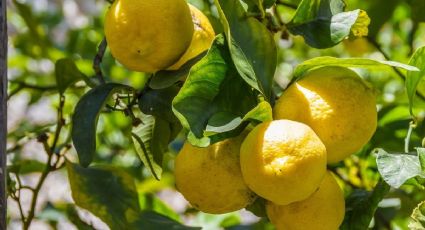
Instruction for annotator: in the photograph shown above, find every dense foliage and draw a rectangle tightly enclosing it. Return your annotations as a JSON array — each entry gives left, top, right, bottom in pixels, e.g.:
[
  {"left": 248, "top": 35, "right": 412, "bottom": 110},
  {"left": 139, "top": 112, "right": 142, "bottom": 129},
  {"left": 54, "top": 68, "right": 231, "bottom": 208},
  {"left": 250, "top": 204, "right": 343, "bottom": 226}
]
[{"left": 6, "top": 0, "right": 425, "bottom": 229}]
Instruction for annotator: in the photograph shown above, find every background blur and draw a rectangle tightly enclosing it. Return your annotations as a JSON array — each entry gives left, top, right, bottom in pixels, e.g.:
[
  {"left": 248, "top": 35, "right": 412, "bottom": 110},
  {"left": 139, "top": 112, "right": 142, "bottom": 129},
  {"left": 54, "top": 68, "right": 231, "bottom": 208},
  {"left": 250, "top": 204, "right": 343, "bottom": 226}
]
[{"left": 6, "top": 0, "right": 425, "bottom": 229}]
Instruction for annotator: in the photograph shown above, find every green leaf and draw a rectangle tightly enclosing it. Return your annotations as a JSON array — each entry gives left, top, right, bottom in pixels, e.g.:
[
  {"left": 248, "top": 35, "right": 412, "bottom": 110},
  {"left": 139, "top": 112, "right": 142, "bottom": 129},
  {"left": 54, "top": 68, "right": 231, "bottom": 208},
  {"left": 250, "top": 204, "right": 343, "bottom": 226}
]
[
  {"left": 286, "top": 0, "right": 368, "bottom": 48},
  {"left": 376, "top": 148, "right": 423, "bottom": 188},
  {"left": 138, "top": 85, "right": 180, "bottom": 123},
  {"left": 139, "top": 193, "right": 180, "bottom": 222},
  {"left": 417, "top": 148, "right": 425, "bottom": 172},
  {"left": 67, "top": 162, "right": 140, "bottom": 229},
  {"left": 341, "top": 179, "right": 390, "bottom": 230},
  {"left": 406, "top": 46, "right": 425, "bottom": 118},
  {"left": 131, "top": 115, "right": 171, "bottom": 180},
  {"left": 64, "top": 205, "right": 96, "bottom": 230},
  {"left": 172, "top": 35, "right": 272, "bottom": 146},
  {"left": 149, "top": 52, "right": 206, "bottom": 89},
  {"left": 409, "top": 201, "right": 425, "bottom": 229},
  {"left": 55, "top": 58, "right": 85, "bottom": 94},
  {"left": 293, "top": 56, "right": 419, "bottom": 78},
  {"left": 72, "top": 83, "right": 131, "bottom": 167},
  {"left": 7, "top": 160, "right": 45, "bottom": 174},
  {"left": 131, "top": 211, "right": 200, "bottom": 230},
  {"left": 214, "top": 0, "right": 277, "bottom": 101},
  {"left": 245, "top": 197, "right": 267, "bottom": 218}
]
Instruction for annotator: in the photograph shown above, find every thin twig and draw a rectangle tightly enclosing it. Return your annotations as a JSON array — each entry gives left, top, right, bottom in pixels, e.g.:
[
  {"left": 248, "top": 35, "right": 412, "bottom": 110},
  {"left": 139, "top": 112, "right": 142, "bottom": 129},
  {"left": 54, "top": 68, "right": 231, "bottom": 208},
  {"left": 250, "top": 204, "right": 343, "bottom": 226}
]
[{"left": 93, "top": 37, "right": 107, "bottom": 84}]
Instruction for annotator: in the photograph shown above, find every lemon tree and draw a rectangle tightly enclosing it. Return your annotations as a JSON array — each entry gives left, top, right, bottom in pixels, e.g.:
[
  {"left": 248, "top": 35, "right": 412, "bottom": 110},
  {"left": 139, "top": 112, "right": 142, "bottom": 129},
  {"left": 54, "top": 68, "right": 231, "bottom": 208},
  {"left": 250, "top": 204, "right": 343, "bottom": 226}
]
[{"left": 5, "top": 0, "right": 425, "bottom": 229}]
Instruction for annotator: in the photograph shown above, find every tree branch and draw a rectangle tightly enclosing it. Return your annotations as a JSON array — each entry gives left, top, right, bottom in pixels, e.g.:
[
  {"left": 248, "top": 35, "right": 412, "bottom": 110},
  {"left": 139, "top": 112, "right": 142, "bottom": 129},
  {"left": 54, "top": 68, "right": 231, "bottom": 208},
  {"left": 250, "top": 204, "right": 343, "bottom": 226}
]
[
  {"left": 0, "top": 0, "right": 7, "bottom": 228},
  {"left": 93, "top": 37, "right": 107, "bottom": 84}
]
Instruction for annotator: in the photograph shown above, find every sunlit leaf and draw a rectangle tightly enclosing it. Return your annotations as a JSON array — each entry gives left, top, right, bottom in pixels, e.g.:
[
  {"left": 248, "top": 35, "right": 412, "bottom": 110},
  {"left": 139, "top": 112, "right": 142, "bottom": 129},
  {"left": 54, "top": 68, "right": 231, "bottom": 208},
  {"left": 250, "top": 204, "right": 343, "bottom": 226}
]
[
  {"left": 341, "top": 179, "right": 390, "bottom": 230},
  {"left": 417, "top": 148, "right": 425, "bottom": 172},
  {"left": 214, "top": 0, "right": 277, "bottom": 101},
  {"left": 287, "top": 0, "right": 368, "bottom": 48},
  {"left": 55, "top": 58, "right": 85, "bottom": 94},
  {"left": 406, "top": 46, "right": 425, "bottom": 118},
  {"left": 139, "top": 193, "right": 180, "bottom": 222},
  {"left": 409, "top": 201, "right": 425, "bottom": 229},
  {"left": 72, "top": 83, "right": 131, "bottom": 167},
  {"left": 293, "top": 56, "right": 419, "bottom": 78},
  {"left": 7, "top": 160, "right": 45, "bottom": 174},
  {"left": 172, "top": 35, "right": 272, "bottom": 147},
  {"left": 131, "top": 115, "right": 171, "bottom": 180},
  {"left": 376, "top": 148, "right": 423, "bottom": 188}
]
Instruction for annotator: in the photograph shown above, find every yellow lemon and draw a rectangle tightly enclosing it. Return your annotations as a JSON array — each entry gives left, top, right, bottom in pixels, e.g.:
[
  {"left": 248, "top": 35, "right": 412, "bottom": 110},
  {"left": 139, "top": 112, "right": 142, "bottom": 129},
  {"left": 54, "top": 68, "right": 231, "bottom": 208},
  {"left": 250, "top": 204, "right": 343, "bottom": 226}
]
[
  {"left": 104, "top": 0, "right": 194, "bottom": 73},
  {"left": 174, "top": 134, "right": 255, "bottom": 214},
  {"left": 240, "top": 120, "right": 327, "bottom": 205},
  {"left": 167, "top": 4, "right": 215, "bottom": 70},
  {"left": 266, "top": 171, "right": 345, "bottom": 230},
  {"left": 274, "top": 66, "right": 377, "bottom": 163}
]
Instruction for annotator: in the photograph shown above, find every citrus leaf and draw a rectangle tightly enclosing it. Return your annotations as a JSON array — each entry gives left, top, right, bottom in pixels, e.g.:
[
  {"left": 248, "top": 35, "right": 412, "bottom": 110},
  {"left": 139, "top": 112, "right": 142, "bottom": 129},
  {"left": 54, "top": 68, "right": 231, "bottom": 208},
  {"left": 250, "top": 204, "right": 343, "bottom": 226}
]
[
  {"left": 406, "top": 46, "right": 425, "bottom": 118},
  {"left": 138, "top": 85, "right": 180, "bottom": 123},
  {"left": 131, "top": 115, "right": 171, "bottom": 180},
  {"left": 139, "top": 193, "right": 180, "bottom": 222},
  {"left": 71, "top": 83, "right": 131, "bottom": 167},
  {"left": 214, "top": 0, "right": 277, "bottom": 101},
  {"left": 287, "top": 0, "right": 369, "bottom": 48},
  {"left": 245, "top": 197, "right": 267, "bottom": 218},
  {"left": 55, "top": 58, "right": 85, "bottom": 94},
  {"left": 149, "top": 52, "right": 206, "bottom": 89},
  {"left": 67, "top": 162, "right": 140, "bottom": 229},
  {"left": 417, "top": 148, "right": 425, "bottom": 172},
  {"left": 172, "top": 35, "right": 272, "bottom": 147},
  {"left": 376, "top": 148, "right": 423, "bottom": 188},
  {"left": 131, "top": 211, "right": 200, "bottom": 230},
  {"left": 293, "top": 56, "right": 419, "bottom": 78},
  {"left": 341, "top": 179, "right": 390, "bottom": 230},
  {"left": 7, "top": 160, "right": 45, "bottom": 174},
  {"left": 409, "top": 201, "right": 425, "bottom": 229}
]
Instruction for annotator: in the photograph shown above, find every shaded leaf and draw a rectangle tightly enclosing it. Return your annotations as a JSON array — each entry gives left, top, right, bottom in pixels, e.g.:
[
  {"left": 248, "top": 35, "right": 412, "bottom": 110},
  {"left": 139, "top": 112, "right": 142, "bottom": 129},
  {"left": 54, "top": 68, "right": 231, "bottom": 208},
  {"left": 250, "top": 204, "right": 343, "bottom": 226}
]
[
  {"left": 55, "top": 58, "right": 85, "bottom": 94},
  {"left": 72, "top": 83, "right": 131, "bottom": 167},
  {"left": 293, "top": 56, "right": 419, "bottom": 78},
  {"left": 366, "top": 0, "right": 398, "bottom": 38},
  {"left": 131, "top": 211, "right": 200, "bottom": 230},
  {"left": 409, "top": 201, "right": 425, "bottom": 229},
  {"left": 65, "top": 205, "right": 96, "bottom": 230},
  {"left": 139, "top": 85, "right": 180, "bottom": 123},
  {"left": 172, "top": 35, "right": 272, "bottom": 147},
  {"left": 67, "top": 162, "right": 140, "bottom": 229},
  {"left": 406, "top": 46, "right": 425, "bottom": 118},
  {"left": 376, "top": 148, "right": 423, "bottom": 188},
  {"left": 214, "top": 0, "right": 277, "bottom": 101},
  {"left": 287, "top": 0, "right": 368, "bottom": 48},
  {"left": 149, "top": 52, "right": 206, "bottom": 89},
  {"left": 131, "top": 115, "right": 171, "bottom": 180},
  {"left": 245, "top": 197, "right": 267, "bottom": 218},
  {"left": 341, "top": 179, "right": 390, "bottom": 230}
]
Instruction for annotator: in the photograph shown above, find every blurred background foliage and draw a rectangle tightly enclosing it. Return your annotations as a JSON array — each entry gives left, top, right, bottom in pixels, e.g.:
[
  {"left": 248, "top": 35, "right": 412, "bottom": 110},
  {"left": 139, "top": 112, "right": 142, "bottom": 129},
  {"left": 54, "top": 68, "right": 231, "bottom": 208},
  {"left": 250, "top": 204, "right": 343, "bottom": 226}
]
[{"left": 5, "top": 0, "right": 425, "bottom": 229}]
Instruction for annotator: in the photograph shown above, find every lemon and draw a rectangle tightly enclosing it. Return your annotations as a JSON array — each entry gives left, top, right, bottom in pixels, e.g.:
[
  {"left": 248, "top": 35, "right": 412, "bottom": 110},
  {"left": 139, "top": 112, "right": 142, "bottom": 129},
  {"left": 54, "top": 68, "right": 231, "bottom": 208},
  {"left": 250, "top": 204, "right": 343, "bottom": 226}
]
[
  {"left": 266, "top": 171, "right": 345, "bottom": 230},
  {"left": 274, "top": 66, "right": 377, "bottom": 163},
  {"left": 240, "top": 120, "right": 327, "bottom": 205},
  {"left": 167, "top": 4, "right": 215, "bottom": 70},
  {"left": 104, "top": 0, "right": 194, "bottom": 73},
  {"left": 174, "top": 134, "right": 255, "bottom": 214}
]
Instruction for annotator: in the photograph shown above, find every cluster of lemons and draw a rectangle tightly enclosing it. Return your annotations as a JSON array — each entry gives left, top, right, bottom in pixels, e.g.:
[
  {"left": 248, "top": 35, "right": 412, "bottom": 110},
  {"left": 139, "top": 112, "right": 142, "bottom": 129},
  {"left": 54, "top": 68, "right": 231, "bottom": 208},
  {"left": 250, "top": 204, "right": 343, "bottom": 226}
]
[
  {"left": 104, "top": 0, "right": 215, "bottom": 73},
  {"left": 104, "top": 1, "right": 378, "bottom": 229},
  {"left": 175, "top": 66, "right": 377, "bottom": 230}
]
